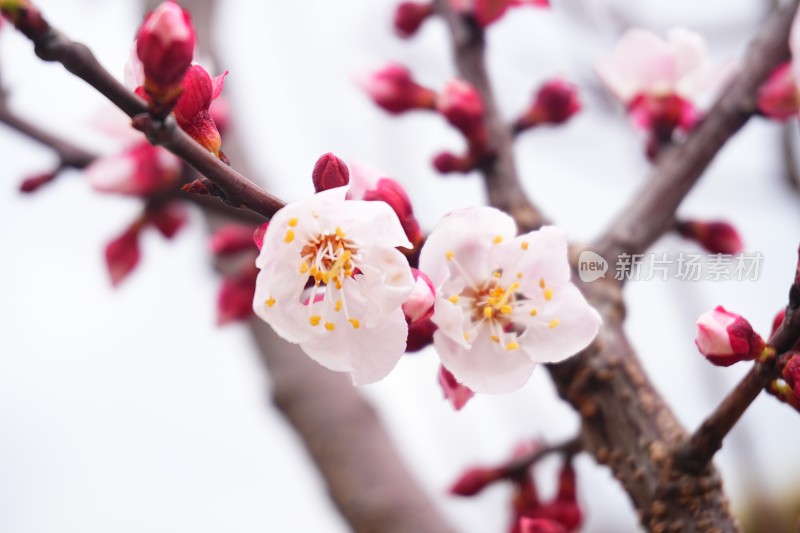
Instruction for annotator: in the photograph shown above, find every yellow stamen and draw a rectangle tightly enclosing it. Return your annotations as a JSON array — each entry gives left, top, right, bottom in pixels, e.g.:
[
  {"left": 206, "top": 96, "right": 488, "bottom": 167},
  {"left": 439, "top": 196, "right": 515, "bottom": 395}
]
[
  {"left": 490, "top": 335, "right": 500, "bottom": 343},
  {"left": 265, "top": 297, "right": 276, "bottom": 308},
  {"left": 446, "top": 251, "right": 455, "bottom": 261},
  {"left": 448, "top": 295, "right": 460, "bottom": 304},
  {"left": 325, "top": 322, "right": 336, "bottom": 331},
  {"left": 328, "top": 250, "right": 352, "bottom": 281},
  {"left": 335, "top": 227, "right": 345, "bottom": 238},
  {"left": 321, "top": 272, "right": 330, "bottom": 284},
  {"left": 500, "top": 305, "right": 513, "bottom": 315},
  {"left": 463, "top": 332, "right": 470, "bottom": 341},
  {"left": 492, "top": 235, "right": 503, "bottom": 244},
  {"left": 493, "top": 271, "right": 502, "bottom": 279},
  {"left": 529, "top": 308, "right": 538, "bottom": 316},
  {"left": 348, "top": 318, "right": 360, "bottom": 329},
  {"left": 309, "top": 316, "right": 321, "bottom": 326},
  {"left": 516, "top": 272, "right": 523, "bottom": 279},
  {"left": 484, "top": 307, "right": 494, "bottom": 319},
  {"left": 506, "top": 342, "right": 520, "bottom": 351},
  {"left": 288, "top": 217, "right": 298, "bottom": 227},
  {"left": 521, "top": 241, "right": 529, "bottom": 251},
  {"left": 299, "top": 262, "right": 310, "bottom": 274},
  {"left": 539, "top": 278, "right": 546, "bottom": 289},
  {"left": 544, "top": 288, "right": 553, "bottom": 301},
  {"left": 495, "top": 282, "right": 520, "bottom": 309},
  {"left": 335, "top": 300, "right": 343, "bottom": 312},
  {"left": 284, "top": 230, "right": 295, "bottom": 243},
  {"left": 549, "top": 319, "right": 560, "bottom": 329}
]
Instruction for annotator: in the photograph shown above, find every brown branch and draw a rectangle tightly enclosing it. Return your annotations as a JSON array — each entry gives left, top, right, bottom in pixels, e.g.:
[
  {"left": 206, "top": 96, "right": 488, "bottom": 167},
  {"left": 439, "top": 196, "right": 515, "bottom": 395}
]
[
  {"left": 433, "top": 0, "right": 548, "bottom": 233},
  {"left": 7, "top": 11, "right": 285, "bottom": 219},
  {"left": 593, "top": 1, "right": 798, "bottom": 266},
  {"left": 676, "top": 245, "right": 800, "bottom": 473},
  {"left": 504, "top": 436, "right": 583, "bottom": 479}
]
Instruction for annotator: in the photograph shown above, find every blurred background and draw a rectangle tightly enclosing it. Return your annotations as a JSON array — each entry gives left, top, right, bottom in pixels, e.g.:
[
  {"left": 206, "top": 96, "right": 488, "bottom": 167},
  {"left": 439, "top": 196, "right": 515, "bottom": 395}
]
[{"left": 1, "top": 0, "right": 799, "bottom": 531}]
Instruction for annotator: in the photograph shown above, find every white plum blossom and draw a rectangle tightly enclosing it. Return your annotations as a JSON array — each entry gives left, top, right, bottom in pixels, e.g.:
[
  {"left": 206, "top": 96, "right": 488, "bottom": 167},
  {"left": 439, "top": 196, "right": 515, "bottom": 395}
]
[
  {"left": 252, "top": 186, "right": 415, "bottom": 385},
  {"left": 419, "top": 207, "right": 601, "bottom": 393},
  {"left": 595, "top": 27, "right": 726, "bottom": 104}
]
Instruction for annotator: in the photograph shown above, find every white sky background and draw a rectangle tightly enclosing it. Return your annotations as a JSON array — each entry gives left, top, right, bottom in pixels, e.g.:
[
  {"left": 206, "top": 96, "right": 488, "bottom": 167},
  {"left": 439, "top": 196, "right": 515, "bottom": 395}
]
[{"left": 1, "top": 0, "right": 800, "bottom": 531}]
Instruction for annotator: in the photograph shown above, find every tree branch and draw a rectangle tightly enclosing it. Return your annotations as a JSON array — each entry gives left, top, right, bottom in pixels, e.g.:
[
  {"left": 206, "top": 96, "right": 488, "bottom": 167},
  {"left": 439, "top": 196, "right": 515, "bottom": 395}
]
[{"left": 593, "top": 1, "right": 798, "bottom": 266}]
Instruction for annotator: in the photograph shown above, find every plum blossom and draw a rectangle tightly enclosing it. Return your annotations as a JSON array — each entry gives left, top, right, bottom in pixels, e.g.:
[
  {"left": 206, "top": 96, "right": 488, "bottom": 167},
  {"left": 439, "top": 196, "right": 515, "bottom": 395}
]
[
  {"left": 596, "top": 28, "right": 732, "bottom": 147},
  {"left": 695, "top": 306, "right": 766, "bottom": 366},
  {"left": 85, "top": 141, "right": 181, "bottom": 196},
  {"left": 758, "top": 11, "right": 800, "bottom": 119},
  {"left": 252, "top": 186, "right": 415, "bottom": 385},
  {"left": 419, "top": 207, "right": 600, "bottom": 393}
]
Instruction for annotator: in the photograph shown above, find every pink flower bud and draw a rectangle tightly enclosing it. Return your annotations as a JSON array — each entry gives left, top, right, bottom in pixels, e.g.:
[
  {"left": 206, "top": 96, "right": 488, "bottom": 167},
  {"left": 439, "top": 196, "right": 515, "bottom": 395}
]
[
  {"left": 757, "top": 62, "right": 799, "bottom": 120},
  {"left": 210, "top": 224, "right": 257, "bottom": 256},
  {"left": 695, "top": 306, "right": 766, "bottom": 366},
  {"left": 19, "top": 170, "right": 58, "bottom": 193},
  {"left": 675, "top": 220, "right": 744, "bottom": 255},
  {"left": 253, "top": 222, "right": 269, "bottom": 251},
  {"left": 147, "top": 203, "right": 187, "bottom": 239},
  {"left": 438, "top": 365, "right": 475, "bottom": 410},
  {"left": 217, "top": 264, "right": 258, "bottom": 325},
  {"left": 403, "top": 269, "right": 435, "bottom": 323},
  {"left": 105, "top": 224, "right": 142, "bottom": 286},
  {"left": 173, "top": 65, "right": 227, "bottom": 157},
  {"left": 394, "top": 2, "right": 434, "bottom": 38},
  {"left": 518, "top": 518, "right": 566, "bottom": 533},
  {"left": 136, "top": 1, "right": 195, "bottom": 92},
  {"left": 359, "top": 63, "right": 437, "bottom": 114},
  {"left": 449, "top": 465, "right": 504, "bottom": 496},
  {"left": 406, "top": 317, "right": 437, "bottom": 352},
  {"left": 437, "top": 79, "right": 485, "bottom": 140},
  {"left": 433, "top": 151, "right": 476, "bottom": 174},
  {"left": 85, "top": 142, "right": 181, "bottom": 197},
  {"left": 312, "top": 153, "right": 350, "bottom": 193},
  {"left": 361, "top": 178, "right": 424, "bottom": 247},
  {"left": 515, "top": 79, "right": 581, "bottom": 132}
]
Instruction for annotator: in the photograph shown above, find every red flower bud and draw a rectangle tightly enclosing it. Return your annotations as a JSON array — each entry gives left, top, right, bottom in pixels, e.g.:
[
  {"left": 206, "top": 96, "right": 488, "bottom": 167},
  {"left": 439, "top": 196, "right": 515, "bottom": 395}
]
[
  {"left": 515, "top": 79, "right": 581, "bottom": 132},
  {"left": 433, "top": 151, "right": 476, "bottom": 174},
  {"left": 695, "top": 306, "right": 765, "bottom": 366},
  {"left": 217, "top": 264, "right": 258, "bottom": 325},
  {"left": 361, "top": 178, "right": 424, "bottom": 247},
  {"left": 210, "top": 224, "right": 257, "bottom": 256},
  {"left": 406, "top": 317, "right": 437, "bottom": 352},
  {"left": 628, "top": 93, "right": 697, "bottom": 139},
  {"left": 147, "top": 203, "right": 187, "bottom": 239},
  {"left": 136, "top": 1, "right": 195, "bottom": 93},
  {"left": 675, "top": 220, "right": 744, "bottom": 255},
  {"left": 517, "top": 518, "right": 566, "bottom": 533},
  {"left": 437, "top": 79, "right": 485, "bottom": 140},
  {"left": 757, "top": 62, "right": 799, "bottom": 120},
  {"left": 312, "top": 153, "right": 350, "bottom": 193},
  {"left": 438, "top": 365, "right": 475, "bottom": 410},
  {"left": 403, "top": 269, "right": 436, "bottom": 323},
  {"left": 783, "top": 355, "right": 800, "bottom": 400},
  {"left": 394, "top": 2, "right": 434, "bottom": 38},
  {"left": 19, "top": 170, "right": 58, "bottom": 193},
  {"left": 450, "top": 466, "right": 505, "bottom": 496},
  {"left": 173, "top": 65, "right": 227, "bottom": 156},
  {"left": 359, "top": 63, "right": 437, "bottom": 114},
  {"left": 105, "top": 224, "right": 142, "bottom": 286}
]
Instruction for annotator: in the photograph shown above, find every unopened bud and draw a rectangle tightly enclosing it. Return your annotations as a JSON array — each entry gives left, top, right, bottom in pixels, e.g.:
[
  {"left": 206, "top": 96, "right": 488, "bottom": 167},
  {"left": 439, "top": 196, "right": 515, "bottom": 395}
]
[
  {"left": 394, "top": 2, "right": 434, "bottom": 38},
  {"left": 210, "top": 224, "right": 257, "bottom": 256},
  {"left": 757, "top": 62, "right": 799, "bottom": 120},
  {"left": 173, "top": 65, "right": 227, "bottom": 156},
  {"left": 147, "top": 202, "right": 187, "bottom": 239},
  {"left": 217, "top": 264, "right": 258, "bottom": 325},
  {"left": 437, "top": 79, "right": 485, "bottom": 140},
  {"left": 136, "top": 1, "right": 195, "bottom": 95},
  {"left": 438, "top": 365, "right": 475, "bottom": 410},
  {"left": 695, "top": 306, "right": 766, "bottom": 367},
  {"left": 433, "top": 151, "right": 476, "bottom": 174},
  {"left": 19, "top": 170, "right": 58, "bottom": 193},
  {"left": 628, "top": 93, "right": 697, "bottom": 139},
  {"left": 406, "top": 317, "right": 437, "bottom": 352},
  {"left": 359, "top": 63, "right": 437, "bottom": 114},
  {"left": 675, "top": 220, "right": 743, "bottom": 255},
  {"left": 253, "top": 222, "right": 269, "bottom": 251},
  {"left": 782, "top": 356, "right": 800, "bottom": 402},
  {"left": 362, "top": 178, "right": 424, "bottom": 247},
  {"left": 312, "top": 153, "right": 350, "bottom": 193},
  {"left": 771, "top": 309, "right": 786, "bottom": 339},
  {"left": 403, "top": 269, "right": 436, "bottom": 323},
  {"left": 450, "top": 466, "right": 504, "bottom": 496},
  {"left": 515, "top": 79, "right": 581, "bottom": 132},
  {"left": 105, "top": 224, "right": 142, "bottom": 286}
]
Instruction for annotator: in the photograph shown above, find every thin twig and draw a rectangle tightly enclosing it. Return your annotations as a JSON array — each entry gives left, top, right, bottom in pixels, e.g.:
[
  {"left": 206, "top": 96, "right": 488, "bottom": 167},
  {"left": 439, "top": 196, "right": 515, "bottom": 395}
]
[{"left": 504, "top": 436, "right": 583, "bottom": 479}]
